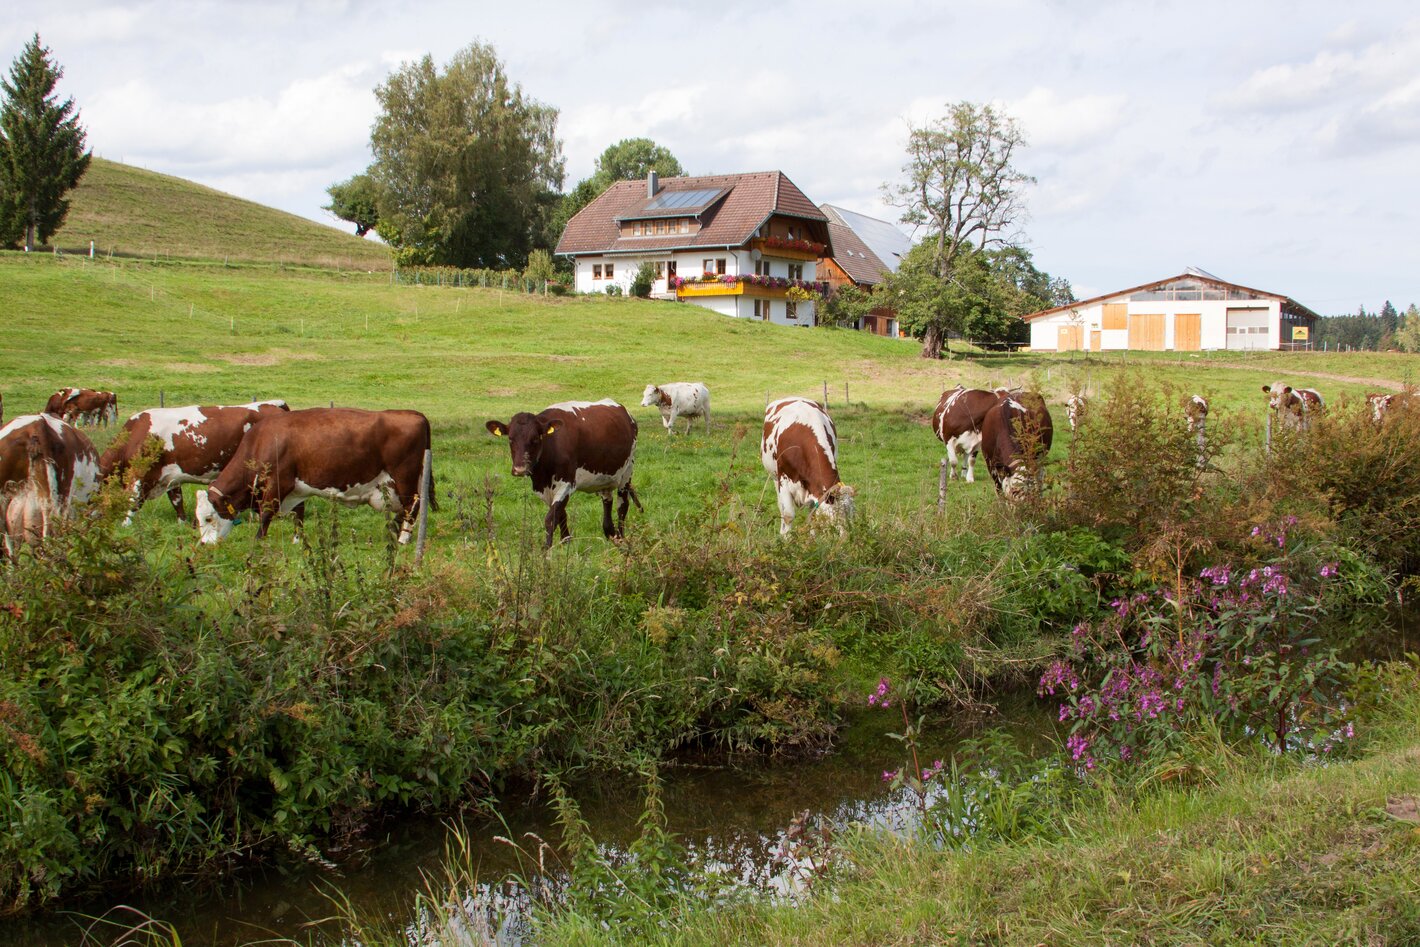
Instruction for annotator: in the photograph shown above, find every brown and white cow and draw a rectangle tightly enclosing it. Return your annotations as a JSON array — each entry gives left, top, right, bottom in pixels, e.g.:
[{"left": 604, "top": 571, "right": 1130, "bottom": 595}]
[
  {"left": 1066, "top": 394, "right": 1086, "bottom": 432},
  {"left": 1186, "top": 395, "right": 1210, "bottom": 469},
  {"left": 100, "top": 400, "right": 290, "bottom": 524},
  {"left": 486, "top": 399, "right": 640, "bottom": 548},
  {"left": 641, "top": 382, "right": 711, "bottom": 434},
  {"left": 44, "top": 388, "right": 118, "bottom": 427},
  {"left": 761, "top": 397, "right": 854, "bottom": 534},
  {"left": 1263, "top": 382, "right": 1323, "bottom": 429},
  {"left": 932, "top": 385, "right": 1014, "bottom": 482},
  {"left": 1, "top": 414, "right": 101, "bottom": 556},
  {"left": 194, "top": 408, "right": 433, "bottom": 544},
  {"left": 980, "top": 392, "right": 1054, "bottom": 500},
  {"left": 1366, "top": 392, "right": 1397, "bottom": 422}
]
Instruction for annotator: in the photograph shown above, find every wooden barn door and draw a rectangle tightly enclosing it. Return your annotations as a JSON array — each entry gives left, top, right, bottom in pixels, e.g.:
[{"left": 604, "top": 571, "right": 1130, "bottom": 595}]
[
  {"left": 1128, "top": 313, "right": 1165, "bottom": 351},
  {"left": 1090, "top": 329, "right": 1102, "bottom": 352},
  {"left": 1174, "top": 313, "right": 1201, "bottom": 351},
  {"left": 1057, "top": 325, "right": 1083, "bottom": 351}
]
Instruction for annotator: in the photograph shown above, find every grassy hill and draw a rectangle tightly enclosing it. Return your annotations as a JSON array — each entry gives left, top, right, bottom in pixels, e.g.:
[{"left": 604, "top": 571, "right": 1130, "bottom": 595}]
[{"left": 47, "top": 157, "right": 392, "bottom": 270}]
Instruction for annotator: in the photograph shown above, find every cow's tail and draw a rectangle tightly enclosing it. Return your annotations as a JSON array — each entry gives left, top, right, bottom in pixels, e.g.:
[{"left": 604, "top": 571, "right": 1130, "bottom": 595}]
[{"left": 626, "top": 483, "right": 644, "bottom": 513}]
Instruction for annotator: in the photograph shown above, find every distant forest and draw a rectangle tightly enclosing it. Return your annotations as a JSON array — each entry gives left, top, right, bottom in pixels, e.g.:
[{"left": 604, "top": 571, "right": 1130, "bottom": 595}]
[{"left": 1315, "top": 301, "right": 1420, "bottom": 352}]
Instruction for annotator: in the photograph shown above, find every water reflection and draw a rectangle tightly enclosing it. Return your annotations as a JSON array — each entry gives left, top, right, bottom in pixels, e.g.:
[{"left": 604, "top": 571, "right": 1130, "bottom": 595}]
[{"left": 0, "top": 697, "right": 1057, "bottom": 947}]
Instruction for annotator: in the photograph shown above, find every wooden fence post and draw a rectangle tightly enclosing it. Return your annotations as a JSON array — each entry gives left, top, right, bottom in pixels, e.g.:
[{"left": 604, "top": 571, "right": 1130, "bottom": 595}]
[
  {"left": 937, "top": 458, "right": 948, "bottom": 512},
  {"left": 415, "top": 448, "right": 432, "bottom": 567},
  {"left": 159, "top": 390, "right": 164, "bottom": 407},
  {"left": 1265, "top": 412, "right": 1273, "bottom": 454},
  {"left": 823, "top": 380, "right": 828, "bottom": 406}
]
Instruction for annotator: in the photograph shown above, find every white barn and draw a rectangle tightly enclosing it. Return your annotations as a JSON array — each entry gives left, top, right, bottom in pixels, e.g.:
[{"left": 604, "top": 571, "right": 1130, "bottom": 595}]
[{"left": 1024, "top": 268, "right": 1321, "bottom": 352}]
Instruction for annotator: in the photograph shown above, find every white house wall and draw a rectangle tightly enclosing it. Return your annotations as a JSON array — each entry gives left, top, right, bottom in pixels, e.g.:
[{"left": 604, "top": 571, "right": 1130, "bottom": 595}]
[
  {"left": 1029, "top": 296, "right": 1282, "bottom": 351},
  {"left": 573, "top": 249, "right": 816, "bottom": 328}
]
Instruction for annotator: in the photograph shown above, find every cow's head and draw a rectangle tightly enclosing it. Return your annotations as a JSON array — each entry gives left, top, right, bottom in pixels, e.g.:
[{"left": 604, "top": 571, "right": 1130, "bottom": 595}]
[
  {"left": 812, "top": 482, "right": 856, "bottom": 527},
  {"left": 640, "top": 385, "right": 661, "bottom": 407},
  {"left": 195, "top": 488, "right": 238, "bottom": 544},
  {"left": 256, "top": 400, "right": 290, "bottom": 415},
  {"left": 486, "top": 413, "right": 558, "bottom": 477},
  {"left": 1263, "top": 383, "right": 1295, "bottom": 412}
]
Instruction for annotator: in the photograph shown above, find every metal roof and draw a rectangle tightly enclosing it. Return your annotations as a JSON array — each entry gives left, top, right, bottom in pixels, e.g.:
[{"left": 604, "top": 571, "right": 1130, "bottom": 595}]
[{"left": 821, "top": 205, "right": 912, "bottom": 274}]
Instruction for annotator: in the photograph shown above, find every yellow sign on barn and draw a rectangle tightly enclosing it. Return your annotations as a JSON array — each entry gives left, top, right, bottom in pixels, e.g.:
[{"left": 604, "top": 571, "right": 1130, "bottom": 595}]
[{"left": 1293, "top": 327, "right": 1310, "bottom": 341}]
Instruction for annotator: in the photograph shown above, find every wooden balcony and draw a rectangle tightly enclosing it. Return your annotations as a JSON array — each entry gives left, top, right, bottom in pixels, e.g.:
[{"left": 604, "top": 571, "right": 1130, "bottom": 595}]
[
  {"left": 676, "top": 280, "right": 792, "bottom": 299},
  {"left": 750, "top": 237, "right": 824, "bottom": 261}
]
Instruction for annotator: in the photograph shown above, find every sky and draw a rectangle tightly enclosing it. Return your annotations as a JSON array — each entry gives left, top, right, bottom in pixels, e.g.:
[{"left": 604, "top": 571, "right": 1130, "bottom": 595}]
[{"left": 7, "top": 0, "right": 1418, "bottom": 313}]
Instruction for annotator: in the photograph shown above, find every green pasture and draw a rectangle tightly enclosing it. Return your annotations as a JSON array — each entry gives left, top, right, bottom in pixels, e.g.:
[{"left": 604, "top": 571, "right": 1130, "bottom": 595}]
[{"left": 1, "top": 251, "right": 1409, "bottom": 565}]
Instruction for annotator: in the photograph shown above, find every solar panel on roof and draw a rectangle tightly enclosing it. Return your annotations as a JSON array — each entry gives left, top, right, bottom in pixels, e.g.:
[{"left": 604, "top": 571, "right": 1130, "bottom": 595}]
[{"left": 645, "top": 187, "right": 721, "bottom": 210}]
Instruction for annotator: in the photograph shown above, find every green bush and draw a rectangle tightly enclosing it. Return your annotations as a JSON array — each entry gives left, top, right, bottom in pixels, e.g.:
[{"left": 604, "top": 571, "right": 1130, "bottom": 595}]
[{"left": 630, "top": 261, "right": 656, "bottom": 298}]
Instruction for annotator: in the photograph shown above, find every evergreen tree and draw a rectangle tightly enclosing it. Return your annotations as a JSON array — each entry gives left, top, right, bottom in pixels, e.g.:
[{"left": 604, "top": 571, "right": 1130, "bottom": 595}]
[{"left": 0, "top": 35, "right": 90, "bottom": 251}]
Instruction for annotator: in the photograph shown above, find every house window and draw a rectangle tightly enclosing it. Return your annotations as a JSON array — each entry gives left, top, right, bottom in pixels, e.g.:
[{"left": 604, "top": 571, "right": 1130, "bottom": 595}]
[
  {"left": 593, "top": 264, "right": 602, "bottom": 279},
  {"left": 786, "top": 301, "right": 798, "bottom": 320},
  {"left": 655, "top": 220, "right": 667, "bottom": 235},
  {"left": 605, "top": 263, "right": 614, "bottom": 279},
  {"left": 654, "top": 262, "right": 666, "bottom": 279},
  {"left": 756, "top": 260, "right": 771, "bottom": 276},
  {"left": 786, "top": 225, "right": 796, "bottom": 240},
  {"left": 788, "top": 263, "right": 803, "bottom": 280},
  {"left": 679, "top": 219, "right": 689, "bottom": 234},
  {"left": 667, "top": 260, "right": 676, "bottom": 278},
  {"left": 716, "top": 258, "right": 726, "bottom": 275},
  {"left": 755, "top": 300, "right": 770, "bottom": 320},
  {"left": 703, "top": 259, "right": 714, "bottom": 275}
]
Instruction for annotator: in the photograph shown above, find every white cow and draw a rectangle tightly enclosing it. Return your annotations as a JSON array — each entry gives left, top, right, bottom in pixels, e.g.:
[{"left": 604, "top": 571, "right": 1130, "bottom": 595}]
[{"left": 641, "top": 382, "right": 711, "bottom": 434}]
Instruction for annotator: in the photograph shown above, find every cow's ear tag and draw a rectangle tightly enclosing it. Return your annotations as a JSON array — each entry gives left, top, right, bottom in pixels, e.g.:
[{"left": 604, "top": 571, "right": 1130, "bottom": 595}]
[
  {"left": 225, "top": 502, "right": 236, "bottom": 516},
  {"left": 546, "top": 424, "right": 557, "bottom": 435}
]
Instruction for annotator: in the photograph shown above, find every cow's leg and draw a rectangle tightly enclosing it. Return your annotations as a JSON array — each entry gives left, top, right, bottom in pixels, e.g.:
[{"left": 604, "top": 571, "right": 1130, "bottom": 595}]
[
  {"left": 964, "top": 444, "right": 977, "bottom": 483},
  {"left": 601, "top": 492, "right": 615, "bottom": 538},
  {"left": 666, "top": 410, "right": 678, "bottom": 434},
  {"left": 616, "top": 485, "right": 632, "bottom": 536},
  {"left": 167, "top": 487, "right": 186, "bottom": 523},
  {"left": 776, "top": 482, "right": 797, "bottom": 536},
  {"left": 946, "top": 439, "right": 960, "bottom": 480},
  {"left": 555, "top": 498, "right": 572, "bottom": 543},
  {"left": 292, "top": 502, "right": 306, "bottom": 544},
  {"left": 542, "top": 504, "right": 558, "bottom": 549}
]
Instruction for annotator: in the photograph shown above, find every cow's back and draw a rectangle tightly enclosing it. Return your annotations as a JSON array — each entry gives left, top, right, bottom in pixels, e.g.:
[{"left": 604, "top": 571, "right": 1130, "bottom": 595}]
[
  {"left": 539, "top": 401, "right": 637, "bottom": 485},
  {"left": 934, "top": 387, "right": 1002, "bottom": 443},
  {"left": 762, "top": 398, "right": 839, "bottom": 475},
  {"left": 0, "top": 414, "right": 99, "bottom": 506}
]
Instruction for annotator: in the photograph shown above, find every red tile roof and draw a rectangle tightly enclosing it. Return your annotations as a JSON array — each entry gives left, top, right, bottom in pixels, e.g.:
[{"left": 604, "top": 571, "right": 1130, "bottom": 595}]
[
  {"left": 823, "top": 220, "right": 892, "bottom": 286},
  {"left": 555, "top": 171, "right": 827, "bottom": 256}
]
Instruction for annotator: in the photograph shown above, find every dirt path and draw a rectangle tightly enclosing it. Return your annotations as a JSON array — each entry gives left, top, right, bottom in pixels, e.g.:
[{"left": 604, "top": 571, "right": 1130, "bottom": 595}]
[{"left": 1204, "top": 361, "right": 1405, "bottom": 391}]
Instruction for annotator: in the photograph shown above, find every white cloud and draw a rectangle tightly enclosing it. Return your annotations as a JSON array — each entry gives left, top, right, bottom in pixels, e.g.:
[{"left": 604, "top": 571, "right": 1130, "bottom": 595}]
[
  {"left": 1001, "top": 87, "right": 1129, "bottom": 153},
  {"left": 85, "top": 63, "right": 378, "bottom": 175}
]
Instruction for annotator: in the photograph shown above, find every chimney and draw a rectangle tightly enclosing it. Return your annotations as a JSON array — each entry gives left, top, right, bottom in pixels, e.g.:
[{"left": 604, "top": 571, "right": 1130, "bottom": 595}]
[{"left": 648, "top": 170, "right": 660, "bottom": 198}]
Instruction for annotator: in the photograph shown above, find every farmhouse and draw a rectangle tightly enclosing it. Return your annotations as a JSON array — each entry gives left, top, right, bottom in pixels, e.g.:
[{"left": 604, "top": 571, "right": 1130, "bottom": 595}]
[
  {"left": 817, "top": 204, "right": 911, "bottom": 337},
  {"left": 555, "top": 170, "right": 829, "bottom": 327},
  {"left": 1023, "top": 267, "right": 1321, "bottom": 352}
]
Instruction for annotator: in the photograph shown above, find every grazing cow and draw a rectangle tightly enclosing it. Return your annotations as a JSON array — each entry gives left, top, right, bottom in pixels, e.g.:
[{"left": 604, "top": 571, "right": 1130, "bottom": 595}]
[
  {"left": 44, "top": 388, "right": 118, "bottom": 427},
  {"left": 1186, "top": 395, "right": 1210, "bottom": 469},
  {"left": 486, "top": 400, "right": 641, "bottom": 548},
  {"left": 1367, "top": 392, "right": 1396, "bottom": 422},
  {"left": 100, "top": 400, "right": 290, "bottom": 524},
  {"left": 980, "top": 392, "right": 1054, "bottom": 500},
  {"left": 1263, "top": 382, "right": 1323, "bottom": 429},
  {"left": 933, "top": 385, "right": 1011, "bottom": 482},
  {"left": 195, "top": 408, "right": 434, "bottom": 545},
  {"left": 1, "top": 414, "right": 101, "bottom": 556},
  {"left": 641, "top": 382, "right": 711, "bottom": 434},
  {"left": 761, "top": 397, "right": 854, "bottom": 534},
  {"left": 1066, "top": 394, "right": 1086, "bottom": 432}
]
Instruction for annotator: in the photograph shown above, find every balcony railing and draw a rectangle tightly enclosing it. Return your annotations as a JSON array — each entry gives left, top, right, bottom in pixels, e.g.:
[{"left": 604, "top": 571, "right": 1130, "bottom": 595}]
[
  {"left": 751, "top": 237, "right": 826, "bottom": 260},
  {"left": 671, "top": 274, "right": 829, "bottom": 299}
]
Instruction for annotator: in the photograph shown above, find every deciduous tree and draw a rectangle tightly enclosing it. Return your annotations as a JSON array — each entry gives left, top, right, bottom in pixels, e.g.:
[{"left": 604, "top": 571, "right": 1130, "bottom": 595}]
[
  {"left": 369, "top": 42, "right": 564, "bottom": 268},
  {"left": 0, "top": 35, "right": 90, "bottom": 251},
  {"left": 324, "top": 172, "right": 381, "bottom": 237},
  {"left": 885, "top": 101, "right": 1033, "bottom": 358},
  {"left": 552, "top": 137, "right": 684, "bottom": 239}
]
